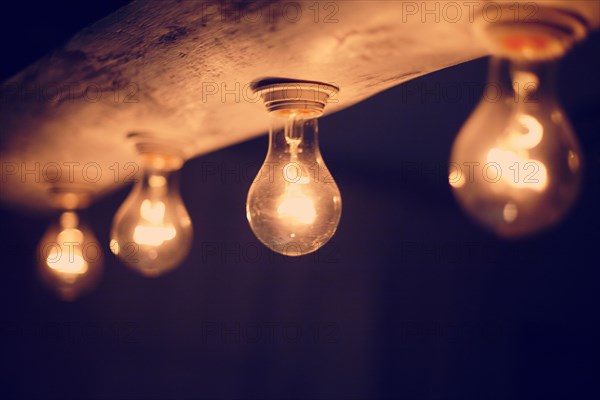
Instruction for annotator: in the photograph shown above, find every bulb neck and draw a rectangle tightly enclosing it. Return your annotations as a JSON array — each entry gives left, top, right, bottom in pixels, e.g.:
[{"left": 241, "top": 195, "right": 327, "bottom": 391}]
[
  {"left": 487, "top": 57, "right": 559, "bottom": 106},
  {"left": 268, "top": 116, "right": 321, "bottom": 161},
  {"left": 136, "top": 169, "right": 180, "bottom": 195},
  {"left": 58, "top": 210, "right": 80, "bottom": 229}
]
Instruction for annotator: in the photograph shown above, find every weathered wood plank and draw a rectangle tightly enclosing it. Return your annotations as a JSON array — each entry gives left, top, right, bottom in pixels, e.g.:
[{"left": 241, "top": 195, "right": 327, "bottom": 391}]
[{"left": 1, "top": 0, "right": 597, "bottom": 210}]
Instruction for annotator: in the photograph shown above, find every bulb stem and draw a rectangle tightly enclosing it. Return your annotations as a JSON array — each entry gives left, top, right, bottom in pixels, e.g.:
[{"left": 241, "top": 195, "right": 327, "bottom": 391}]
[{"left": 284, "top": 117, "right": 304, "bottom": 158}]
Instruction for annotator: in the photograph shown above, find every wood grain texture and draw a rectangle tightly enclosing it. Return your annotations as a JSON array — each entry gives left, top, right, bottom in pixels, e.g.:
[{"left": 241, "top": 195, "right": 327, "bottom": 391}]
[{"left": 1, "top": 0, "right": 597, "bottom": 210}]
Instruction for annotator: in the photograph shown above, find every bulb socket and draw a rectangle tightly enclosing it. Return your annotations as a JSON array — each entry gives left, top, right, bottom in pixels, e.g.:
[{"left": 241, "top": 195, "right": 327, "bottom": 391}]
[
  {"left": 252, "top": 80, "right": 339, "bottom": 118},
  {"left": 48, "top": 186, "right": 92, "bottom": 210},
  {"left": 127, "top": 132, "right": 189, "bottom": 171},
  {"left": 473, "top": 4, "right": 587, "bottom": 61}
]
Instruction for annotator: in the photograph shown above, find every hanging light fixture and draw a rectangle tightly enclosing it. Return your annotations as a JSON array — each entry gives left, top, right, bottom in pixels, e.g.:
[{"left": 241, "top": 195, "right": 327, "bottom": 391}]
[
  {"left": 449, "top": 4, "right": 587, "bottom": 237},
  {"left": 110, "top": 133, "right": 193, "bottom": 277},
  {"left": 247, "top": 80, "right": 342, "bottom": 256},
  {"left": 37, "top": 187, "right": 103, "bottom": 300}
]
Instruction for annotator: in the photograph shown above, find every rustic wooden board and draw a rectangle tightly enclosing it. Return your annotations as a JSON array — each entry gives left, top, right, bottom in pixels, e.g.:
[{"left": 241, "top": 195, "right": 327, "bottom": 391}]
[{"left": 1, "top": 0, "right": 598, "bottom": 210}]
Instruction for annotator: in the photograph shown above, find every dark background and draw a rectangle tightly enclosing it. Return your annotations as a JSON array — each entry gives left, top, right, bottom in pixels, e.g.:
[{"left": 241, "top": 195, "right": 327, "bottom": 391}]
[{"left": 1, "top": 2, "right": 599, "bottom": 399}]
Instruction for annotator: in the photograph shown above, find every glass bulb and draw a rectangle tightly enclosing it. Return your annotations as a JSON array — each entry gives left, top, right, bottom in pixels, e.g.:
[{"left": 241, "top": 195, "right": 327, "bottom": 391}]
[
  {"left": 110, "top": 155, "right": 192, "bottom": 277},
  {"left": 247, "top": 115, "right": 342, "bottom": 256},
  {"left": 37, "top": 211, "right": 103, "bottom": 300},
  {"left": 449, "top": 57, "right": 582, "bottom": 237}
]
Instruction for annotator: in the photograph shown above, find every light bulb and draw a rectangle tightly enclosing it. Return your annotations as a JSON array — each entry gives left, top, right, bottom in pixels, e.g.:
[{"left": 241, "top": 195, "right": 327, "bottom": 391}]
[
  {"left": 111, "top": 139, "right": 192, "bottom": 277},
  {"left": 449, "top": 4, "right": 587, "bottom": 238},
  {"left": 37, "top": 210, "right": 103, "bottom": 300},
  {"left": 449, "top": 57, "right": 582, "bottom": 237},
  {"left": 247, "top": 81, "right": 341, "bottom": 256}
]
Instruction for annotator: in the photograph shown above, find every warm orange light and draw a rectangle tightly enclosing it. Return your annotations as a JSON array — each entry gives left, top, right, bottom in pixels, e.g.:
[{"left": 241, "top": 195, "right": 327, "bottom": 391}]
[
  {"left": 503, "top": 35, "right": 549, "bottom": 51},
  {"left": 486, "top": 148, "right": 548, "bottom": 192},
  {"left": 37, "top": 210, "right": 103, "bottom": 300},
  {"left": 277, "top": 183, "right": 317, "bottom": 225},
  {"left": 449, "top": 58, "right": 581, "bottom": 237},
  {"left": 110, "top": 152, "right": 192, "bottom": 277}
]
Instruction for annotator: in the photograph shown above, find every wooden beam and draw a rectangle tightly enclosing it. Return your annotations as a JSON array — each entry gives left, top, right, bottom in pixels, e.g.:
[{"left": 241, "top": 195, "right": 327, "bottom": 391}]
[{"left": 1, "top": 0, "right": 597, "bottom": 210}]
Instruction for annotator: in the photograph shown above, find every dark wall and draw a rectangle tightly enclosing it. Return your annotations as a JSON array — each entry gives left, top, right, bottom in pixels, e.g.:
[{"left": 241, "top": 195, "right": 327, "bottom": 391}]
[{"left": 1, "top": 10, "right": 599, "bottom": 400}]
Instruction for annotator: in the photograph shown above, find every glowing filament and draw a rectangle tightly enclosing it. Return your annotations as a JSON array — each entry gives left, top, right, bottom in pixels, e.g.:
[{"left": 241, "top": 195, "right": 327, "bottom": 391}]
[
  {"left": 140, "top": 200, "right": 166, "bottom": 224},
  {"left": 277, "top": 185, "right": 317, "bottom": 225},
  {"left": 46, "top": 251, "right": 87, "bottom": 274},
  {"left": 133, "top": 226, "right": 177, "bottom": 246},
  {"left": 46, "top": 234, "right": 88, "bottom": 275},
  {"left": 133, "top": 199, "right": 177, "bottom": 246},
  {"left": 44, "top": 227, "right": 88, "bottom": 275},
  {"left": 508, "top": 115, "right": 543, "bottom": 149},
  {"left": 484, "top": 114, "right": 548, "bottom": 191},
  {"left": 486, "top": 148, "right": 548, "bottom": 191}
]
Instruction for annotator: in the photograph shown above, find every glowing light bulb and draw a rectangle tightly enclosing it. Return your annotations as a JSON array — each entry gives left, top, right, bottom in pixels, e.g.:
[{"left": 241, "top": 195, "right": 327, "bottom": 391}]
[
  {"left": 37, "top": 210, "right": 103, "bottom": 301},
  {"left": 111, "top": 144, "right": 192, "bottom": 277},
  {"left": 449, "top": 57, "right": 582, "bottom": 237},
  {"left": 247, "top": 81, "right": 341, "bottom": 256}
]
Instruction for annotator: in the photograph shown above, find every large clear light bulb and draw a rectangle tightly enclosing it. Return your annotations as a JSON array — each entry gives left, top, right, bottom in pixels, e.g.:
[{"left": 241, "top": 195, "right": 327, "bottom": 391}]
[
  {"left": 449, "top": 4, "right": 587, "bottom": 238},
  {"left": 111, "top": 139, "right": 192, "bottom": 277},
  {"left": 37, "top": 208, "right": 103, "bottom": 301},
  {"left": 449, "top": 58, "right": 582, "bottom": 237},
  {"left": 247, "top": 81, "right": 341, "bottom": 256}
]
